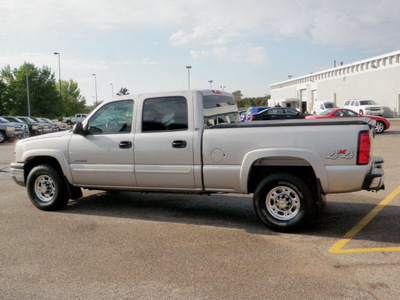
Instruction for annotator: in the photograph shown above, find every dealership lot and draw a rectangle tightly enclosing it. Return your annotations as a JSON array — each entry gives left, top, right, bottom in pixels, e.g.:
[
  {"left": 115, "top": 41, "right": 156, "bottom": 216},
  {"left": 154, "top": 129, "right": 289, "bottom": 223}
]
[{"left": 1, "top": 123, "right": 400, "bottom": 299}]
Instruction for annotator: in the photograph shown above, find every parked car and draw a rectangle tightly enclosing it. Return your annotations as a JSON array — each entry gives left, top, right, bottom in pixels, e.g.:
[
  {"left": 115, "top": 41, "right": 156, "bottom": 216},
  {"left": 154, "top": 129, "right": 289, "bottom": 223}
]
[
  {"left": 343, "top": 99, "right": 384, "bottom": 116},
  {"left": 305, "top": 108, "right": 390, "bottom": 133},
  {"left": 30, "top": 117, "right": 52, "bottom": 133},
  {"left": 1, "top": 116, "right": 30, "bottom": 138},
  {"left": 62, "top": 114, "right": 88, "bottom": 125},
  {"left": 16, "top": 117, "right": 44, "bottom": 136},
  {"left": 42, "top": 118, "right": 66, "bottom": 131},
  {"left": 251, "top": 107, "right": 308, "bottom": 121},
  {"left": 10, "top": 89, "right": 385, "bottom": 232},
  {"left": 0, "top": 118, "right": 16, "bottom": 143},
  {"left": 312, "top": 100, "right": 337, "bottom": 115},
  {"left": 34, "top": 117, "right": 59, "bottom": 132},
  {"left": 243, "top": 106, "right": 271, "bottom": 121}
]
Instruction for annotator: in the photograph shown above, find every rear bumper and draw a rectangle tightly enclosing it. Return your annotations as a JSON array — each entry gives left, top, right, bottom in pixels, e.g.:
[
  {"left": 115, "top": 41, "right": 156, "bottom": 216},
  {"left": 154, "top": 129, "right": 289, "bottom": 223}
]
[
  {"left": 10, "top": 162, "right": 26, "bottom": 187},
  {"left": 362, "top": 157, "right": 385, "bottom": 191}
]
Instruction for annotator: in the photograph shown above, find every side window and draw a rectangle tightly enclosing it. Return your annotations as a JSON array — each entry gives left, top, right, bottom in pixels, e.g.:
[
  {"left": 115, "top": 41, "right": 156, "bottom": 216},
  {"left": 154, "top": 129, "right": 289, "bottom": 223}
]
[
  {"left": 88, "top": 100, "right": 133, "bottom": 135},
  {"left": 142, "top": 96, "right": 188, "bottom": 132}
]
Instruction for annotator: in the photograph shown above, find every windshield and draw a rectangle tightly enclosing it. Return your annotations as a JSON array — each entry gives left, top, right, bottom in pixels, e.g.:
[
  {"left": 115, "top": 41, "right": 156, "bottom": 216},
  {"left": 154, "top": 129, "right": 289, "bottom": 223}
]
[
  {"left": 360, "top": 100, "right": 377, "bottom": 105},
  {"left": 203, "top": 95, "right": 240, "bottom": 125},
  {"left": 324, "top": 102, "right": 336, "bottom": 108},
  {"left": 320, "top": 109, "right": 333, "bottom": 116},
  {"left": 0, "top": 117, "right": 10, "bottom": 123}
]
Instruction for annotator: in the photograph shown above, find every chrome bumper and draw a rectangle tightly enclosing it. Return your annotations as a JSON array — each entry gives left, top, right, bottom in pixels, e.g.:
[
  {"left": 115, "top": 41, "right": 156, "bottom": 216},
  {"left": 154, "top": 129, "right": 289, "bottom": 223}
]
[{"left": 10, "top": 162, "right": 26, "bottom": 187}]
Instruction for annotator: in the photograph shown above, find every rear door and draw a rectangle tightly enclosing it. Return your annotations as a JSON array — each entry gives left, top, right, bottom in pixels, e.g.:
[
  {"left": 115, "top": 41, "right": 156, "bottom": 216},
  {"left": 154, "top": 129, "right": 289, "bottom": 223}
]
[{"left": 133, "top": 95, "right": 196, "bottom": 189}]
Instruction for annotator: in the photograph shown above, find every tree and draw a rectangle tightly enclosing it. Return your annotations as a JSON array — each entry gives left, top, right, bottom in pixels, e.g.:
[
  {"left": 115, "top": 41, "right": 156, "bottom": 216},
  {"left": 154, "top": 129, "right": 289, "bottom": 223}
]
[
  {"left": 57, "top": 79, "right": 87, "bottom": 116},
  {"left": 117, "top": 87, "right": 130, "bottom": 96},
  {"left": 0, "top": 63, "right": 61, "bottom": 118},
  {"left": 232, "top": 90, "right": 243, "bottom": 103}
]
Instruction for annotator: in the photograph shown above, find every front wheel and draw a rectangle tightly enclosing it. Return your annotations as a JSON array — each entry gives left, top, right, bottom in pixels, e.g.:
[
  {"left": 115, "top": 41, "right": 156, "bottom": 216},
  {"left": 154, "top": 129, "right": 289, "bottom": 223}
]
[
  {"left": 375, "top": 121, "right": 385, "bottom": 133},
  {"left": 0, "top": 131, "right": 6, "bottom": 143},
  {"left": 253, "top": 173, "right": 315, "bottom": 232},
  {"left": 27, "top": 164, "right": 69, "bottom": 211}
]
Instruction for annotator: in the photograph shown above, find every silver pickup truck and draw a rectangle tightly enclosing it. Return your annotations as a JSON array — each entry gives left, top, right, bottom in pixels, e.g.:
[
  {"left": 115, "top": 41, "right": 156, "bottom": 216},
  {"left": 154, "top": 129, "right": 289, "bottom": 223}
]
[{"left": 10, "top": 90, "right": 384, "bottom": 231}]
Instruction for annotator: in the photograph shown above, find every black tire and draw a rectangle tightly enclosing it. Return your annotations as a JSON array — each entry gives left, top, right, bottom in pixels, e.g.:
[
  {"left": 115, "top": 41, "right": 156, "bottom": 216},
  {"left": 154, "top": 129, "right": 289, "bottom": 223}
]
[
  {"left": 375, "top": 121, "right": 385, "bottom": 134},
  {"left": 26, "top": 164, "right": 69, "bottom": 211},
  {"left": 0, "top": 131, "right": 6, "bottom": 143},
  {"left": 253, "top": 173, "right": 315, "bottom": 232}
]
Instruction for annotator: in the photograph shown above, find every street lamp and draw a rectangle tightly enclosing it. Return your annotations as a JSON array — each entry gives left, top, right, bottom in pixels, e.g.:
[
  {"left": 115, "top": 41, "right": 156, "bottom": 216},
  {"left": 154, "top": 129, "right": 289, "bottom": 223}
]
[
  {"left": 25, "top": 63, "right": 34, "bottom": 117},
  {"left": 92, "top": 74, "right": 98, "bottom": 104},
  {"left": 220, "top": 85, "right": 226, "bottom": 90},
  {"left": 110, "top": 83, "right": 114, "bottom": 98},
  {"left": 208, "top": 80, "right": 213, "bottom": 89},
  {"left": 54, "top": 52, "right": 62, "bottom": 103},
  {"left": 186, "top": 66, "right": 192, "bottom": 89}
]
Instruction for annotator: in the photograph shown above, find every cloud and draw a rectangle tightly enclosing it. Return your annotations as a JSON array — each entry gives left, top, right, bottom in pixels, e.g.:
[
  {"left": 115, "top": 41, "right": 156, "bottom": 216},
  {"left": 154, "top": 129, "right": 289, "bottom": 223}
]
[
  {"left": 190, "top": 46, "right": 269, "bottom": 65},
  {"left": 3, "top": 0, "right": 400, "bottom": 51}
]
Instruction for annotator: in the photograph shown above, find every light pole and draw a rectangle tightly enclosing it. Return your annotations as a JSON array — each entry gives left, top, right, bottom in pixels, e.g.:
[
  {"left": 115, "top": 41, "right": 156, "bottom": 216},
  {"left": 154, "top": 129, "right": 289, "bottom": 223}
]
[
  {"left": 110, "top": 83, "right": 114, "bottom": 98},
  {"left": 208, "top": 80, "right": 213, "bottom": 89},
  {"left": 186, "top": 66, "right": 192, "bottom": 89},
  {"left": 54, "top": 52, "right": 62, "bottom": 103},
  {"left": 92, "top": 74, "right": 98, "bottom": 104},
  {"left": 25, "top": 63, "right": 34, "bottom": 117}
]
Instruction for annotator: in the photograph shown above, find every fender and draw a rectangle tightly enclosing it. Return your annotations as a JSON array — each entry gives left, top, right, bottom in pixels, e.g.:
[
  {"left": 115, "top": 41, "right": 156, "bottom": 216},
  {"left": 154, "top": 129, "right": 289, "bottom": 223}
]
[
  {"left": 240, "top": 148, "right": 328, "bottom": 193},
  {"left": 22, "top": 149, "right": 74, "bottom": 183}
]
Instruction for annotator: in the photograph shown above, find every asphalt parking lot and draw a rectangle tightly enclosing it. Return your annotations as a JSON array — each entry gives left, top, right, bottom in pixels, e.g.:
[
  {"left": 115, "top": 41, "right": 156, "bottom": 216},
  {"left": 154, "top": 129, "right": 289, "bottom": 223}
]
[{"left": 1, "top": 122, "right": 400, "bottom": 299}]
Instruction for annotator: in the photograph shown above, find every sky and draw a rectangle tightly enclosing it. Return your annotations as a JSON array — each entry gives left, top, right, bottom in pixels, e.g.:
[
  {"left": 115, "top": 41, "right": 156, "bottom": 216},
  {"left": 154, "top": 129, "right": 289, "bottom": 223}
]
[{"left": 1, "top": 0, "right": 400, "bottom": 105}]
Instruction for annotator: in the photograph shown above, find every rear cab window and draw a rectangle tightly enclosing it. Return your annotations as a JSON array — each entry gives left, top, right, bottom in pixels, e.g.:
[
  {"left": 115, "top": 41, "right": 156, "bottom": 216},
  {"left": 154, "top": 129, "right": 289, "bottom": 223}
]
[{"left": 203, "top": 94, "right": 240, "bottom": 126}]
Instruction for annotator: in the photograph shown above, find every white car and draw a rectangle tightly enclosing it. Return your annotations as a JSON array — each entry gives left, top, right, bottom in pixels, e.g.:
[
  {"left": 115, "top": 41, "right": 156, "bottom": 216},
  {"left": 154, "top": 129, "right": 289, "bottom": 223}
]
[{"left": 343, "top": 99, "right": 384, "bottom": 116}]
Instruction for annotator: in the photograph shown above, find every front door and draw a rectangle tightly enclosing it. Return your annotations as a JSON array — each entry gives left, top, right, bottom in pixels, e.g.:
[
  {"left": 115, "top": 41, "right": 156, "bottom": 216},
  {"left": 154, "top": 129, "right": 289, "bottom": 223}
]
[
  {"left": 134, "top": 95, "right": 196, "bottom": 189},
  {"left": 68, "top": 100, "right": 136, "bottom": 187}
]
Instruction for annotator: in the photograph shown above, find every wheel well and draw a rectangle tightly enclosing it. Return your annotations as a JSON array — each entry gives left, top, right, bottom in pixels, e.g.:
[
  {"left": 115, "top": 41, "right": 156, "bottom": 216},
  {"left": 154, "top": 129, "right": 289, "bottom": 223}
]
[
  {"left": 24, "top": 156, "right": 63, "bottom": 183},
  {"left": 247, "top": 165, "right": 317, "bottom": 194}
]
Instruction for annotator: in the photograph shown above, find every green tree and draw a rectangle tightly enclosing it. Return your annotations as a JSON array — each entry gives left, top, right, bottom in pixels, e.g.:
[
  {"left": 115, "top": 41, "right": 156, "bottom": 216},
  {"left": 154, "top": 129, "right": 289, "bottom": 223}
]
[
  {"left": 117, "top": 87, "right": 130, "bottom": 96},
  {"left": 58, "top": 79, "right": 87, "bottom": 117},
  {"left": 0, "top": 63, "right": 61, "bottom": 118},
  {"left": 232, "top": 90, "right": 243, "bottom": 103}
]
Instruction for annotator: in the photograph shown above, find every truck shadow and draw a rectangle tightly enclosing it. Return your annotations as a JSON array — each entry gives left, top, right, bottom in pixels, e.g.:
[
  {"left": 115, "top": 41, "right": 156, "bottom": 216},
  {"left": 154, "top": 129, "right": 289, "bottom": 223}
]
[{"left": 63, "top": 191, "right": 400, "bottom": 244}]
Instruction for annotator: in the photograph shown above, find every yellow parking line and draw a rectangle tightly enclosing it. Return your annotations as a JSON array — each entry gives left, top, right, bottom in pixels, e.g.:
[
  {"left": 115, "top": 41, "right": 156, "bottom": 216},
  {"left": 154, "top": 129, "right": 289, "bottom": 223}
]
[{"left": 329, "top": 186, "right": 400, "bottom": 254}]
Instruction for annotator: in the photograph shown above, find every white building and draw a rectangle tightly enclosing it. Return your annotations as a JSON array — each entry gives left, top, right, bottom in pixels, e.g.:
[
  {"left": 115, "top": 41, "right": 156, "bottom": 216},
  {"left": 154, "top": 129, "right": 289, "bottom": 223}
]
[{"left": 270, "top": 50, "right": 400, "bottom": 117}]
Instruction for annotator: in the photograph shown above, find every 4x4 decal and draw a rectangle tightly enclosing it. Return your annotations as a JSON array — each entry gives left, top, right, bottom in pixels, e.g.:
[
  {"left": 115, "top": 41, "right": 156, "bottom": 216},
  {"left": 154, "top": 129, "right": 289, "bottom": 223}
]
[{"left": 326, "top": 149, "right": 355, "bottom": 160}]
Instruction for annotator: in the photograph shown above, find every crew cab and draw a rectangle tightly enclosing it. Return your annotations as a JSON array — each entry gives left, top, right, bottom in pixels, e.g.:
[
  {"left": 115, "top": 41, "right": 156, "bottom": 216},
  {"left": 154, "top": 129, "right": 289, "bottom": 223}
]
[{"left": 10, "top": 90, "right": 385, "bottom": 232}]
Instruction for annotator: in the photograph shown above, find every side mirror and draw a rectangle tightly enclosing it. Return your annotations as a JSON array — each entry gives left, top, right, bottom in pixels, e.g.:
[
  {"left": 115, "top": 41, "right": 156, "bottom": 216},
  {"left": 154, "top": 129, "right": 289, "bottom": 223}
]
[{"left": 73, "top": 122, "right": 86, "bottom": 135}]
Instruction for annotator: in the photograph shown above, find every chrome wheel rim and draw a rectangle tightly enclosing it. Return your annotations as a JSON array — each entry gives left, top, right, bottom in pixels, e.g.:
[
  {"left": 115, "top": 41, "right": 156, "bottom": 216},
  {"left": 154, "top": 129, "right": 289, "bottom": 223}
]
[
  {"left": 266, "top": 185, "right": 300, "bottom": 221},
  {"left": 375, "top": 122, "right": 384, "bottom": 133},
  {"left": 34, "top": 175, "right": 56, "bottom": 203}
]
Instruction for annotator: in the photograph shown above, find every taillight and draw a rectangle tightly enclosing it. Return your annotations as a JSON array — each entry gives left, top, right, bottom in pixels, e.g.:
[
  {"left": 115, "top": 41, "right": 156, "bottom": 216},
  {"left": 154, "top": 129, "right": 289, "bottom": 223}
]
[
  {"left": 358, "top": 131, "right": 371, "bottom": 165},
  {"left": 249, "top": 115, "right": 254, "bottom": 120}
]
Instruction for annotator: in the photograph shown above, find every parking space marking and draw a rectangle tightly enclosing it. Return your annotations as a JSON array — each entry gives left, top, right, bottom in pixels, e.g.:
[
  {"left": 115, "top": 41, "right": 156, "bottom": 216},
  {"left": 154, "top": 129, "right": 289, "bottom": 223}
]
[{"left": 329, "top": 186, "right": 400, "bottom": 254}]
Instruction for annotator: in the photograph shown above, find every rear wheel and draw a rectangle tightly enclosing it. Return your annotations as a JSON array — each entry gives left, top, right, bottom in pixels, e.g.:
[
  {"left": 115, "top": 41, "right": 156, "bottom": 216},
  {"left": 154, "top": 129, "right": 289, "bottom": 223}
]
[
  {"left": 375, "top": 121, "right": 385, "bottom": 133},
  {"left": 27, "top": 164, "right": 69, "bottom": 211},
  {"left": 253, "top": 173, "right": 315, "bottom": 232}
]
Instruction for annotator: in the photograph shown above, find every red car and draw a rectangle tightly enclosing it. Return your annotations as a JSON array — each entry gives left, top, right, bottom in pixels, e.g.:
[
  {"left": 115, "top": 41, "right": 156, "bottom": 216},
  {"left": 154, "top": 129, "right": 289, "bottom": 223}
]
[{"left": 305, "top": 108, "right": 390, "bottom": 133}]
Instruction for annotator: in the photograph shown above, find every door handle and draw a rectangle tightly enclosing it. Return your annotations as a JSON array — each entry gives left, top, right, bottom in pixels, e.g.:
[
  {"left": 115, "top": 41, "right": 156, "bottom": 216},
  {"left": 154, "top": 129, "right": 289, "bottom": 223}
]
[
  {"left": 119, "top": 141, "right": 132, "bottom": 149},
  {"left": 172, "top": 140, "right": 187, "bottom": 148}
]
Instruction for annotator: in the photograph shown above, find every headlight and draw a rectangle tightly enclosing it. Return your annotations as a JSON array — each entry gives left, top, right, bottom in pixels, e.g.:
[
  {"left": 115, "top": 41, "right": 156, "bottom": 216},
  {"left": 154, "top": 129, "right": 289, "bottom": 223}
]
[
  {"left": 7, "top": 127, "right": 14, "bottom": 131},
  {"left": 32, "top": 125, "right": 38, "bottom": 129}
]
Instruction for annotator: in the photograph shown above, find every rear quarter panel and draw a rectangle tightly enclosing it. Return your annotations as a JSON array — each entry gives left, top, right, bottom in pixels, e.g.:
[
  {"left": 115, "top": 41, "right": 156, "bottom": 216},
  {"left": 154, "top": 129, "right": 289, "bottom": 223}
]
[{"left": 202, "top": 119, "right": 372, "bottom": 194}]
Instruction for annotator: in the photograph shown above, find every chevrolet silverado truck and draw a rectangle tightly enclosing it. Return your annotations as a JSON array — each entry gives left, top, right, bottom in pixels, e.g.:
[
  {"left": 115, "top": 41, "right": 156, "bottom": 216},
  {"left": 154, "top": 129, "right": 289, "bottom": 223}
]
[{"left": 10, "top": 90, "right": 384, "bottom": 232}]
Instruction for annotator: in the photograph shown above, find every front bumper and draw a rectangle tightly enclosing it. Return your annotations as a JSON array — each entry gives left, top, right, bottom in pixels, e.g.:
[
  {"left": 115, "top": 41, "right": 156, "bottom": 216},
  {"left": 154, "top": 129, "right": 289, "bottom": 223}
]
[
  {"left": 10, "top": 162, "right": 26, "bottom": 187},
  {"left": 362, "top": 157, "right": 385, "bottom": 191}
]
